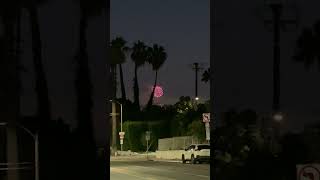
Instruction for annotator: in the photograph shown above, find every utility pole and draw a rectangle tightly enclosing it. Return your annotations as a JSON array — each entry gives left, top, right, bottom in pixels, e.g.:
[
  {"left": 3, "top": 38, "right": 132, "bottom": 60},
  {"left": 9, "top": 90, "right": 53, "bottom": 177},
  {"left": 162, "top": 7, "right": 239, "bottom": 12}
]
[
  {"left": 111, "top": 102, "right": 117, "bottom": 156},
  {"left": 263, "top": 0, "right": 298, "bottom": 153},
  {"left": 263, "top": 0, "right": 298, "bottom": 114},
  {"left": 110, "top": 59, "right": 118, "bottom": 156},
  {"left": 191, "top": 62, "right": 204, "bottom": 100}
]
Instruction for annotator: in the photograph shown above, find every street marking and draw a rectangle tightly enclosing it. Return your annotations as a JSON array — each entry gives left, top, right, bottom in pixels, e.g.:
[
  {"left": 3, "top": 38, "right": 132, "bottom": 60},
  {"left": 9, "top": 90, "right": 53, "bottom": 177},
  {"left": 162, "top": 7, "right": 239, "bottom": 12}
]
[
  {"left": 110, "top": 167, "right": 176, "bottom": 180},
  {"left": 130, "top": 165, "right": 209, "bottom": 179},
  {"left": 111, "top": 167, "right": 146, "bottom": 179},
  {"left": 0, "top": 167, "right": 33, "bottom": 171},
  {"left": 183, "top": 172, "right": 210, "bottom": 179}
]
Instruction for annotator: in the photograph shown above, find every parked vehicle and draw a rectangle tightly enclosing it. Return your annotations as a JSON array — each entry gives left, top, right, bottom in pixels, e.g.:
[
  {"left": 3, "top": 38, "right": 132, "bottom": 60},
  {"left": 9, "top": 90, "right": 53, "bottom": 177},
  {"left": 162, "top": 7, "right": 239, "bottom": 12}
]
[{"left": 181, "top": 144, "right": 210, "bottom": 164}]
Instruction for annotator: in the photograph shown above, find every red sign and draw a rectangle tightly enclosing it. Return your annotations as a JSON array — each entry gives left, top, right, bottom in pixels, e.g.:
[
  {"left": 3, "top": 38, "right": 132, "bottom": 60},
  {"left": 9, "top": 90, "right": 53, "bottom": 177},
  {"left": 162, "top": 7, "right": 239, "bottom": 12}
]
[
  {"left": 297, "top": 164, "right": 320, "bottom": 180},
  {"left": 202, "top": 113, "right": 210, "bottom": 123}
]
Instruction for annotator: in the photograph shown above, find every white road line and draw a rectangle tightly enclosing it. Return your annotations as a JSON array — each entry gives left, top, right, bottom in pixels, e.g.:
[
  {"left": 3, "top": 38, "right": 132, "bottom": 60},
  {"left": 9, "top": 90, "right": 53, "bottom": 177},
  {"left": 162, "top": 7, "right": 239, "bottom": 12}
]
[
  {"left": 183, "top": 172, "right": 210, "bottom": 179},
  {"left": 130, "top": 165, "right": 210, "bottom": 178}
]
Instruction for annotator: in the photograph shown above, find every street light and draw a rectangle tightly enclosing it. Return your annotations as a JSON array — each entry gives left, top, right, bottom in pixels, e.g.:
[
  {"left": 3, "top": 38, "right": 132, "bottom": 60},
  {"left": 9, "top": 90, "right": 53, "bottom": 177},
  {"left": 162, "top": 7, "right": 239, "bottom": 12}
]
[
  {"left": 0, "top": 122, "right": 39, "bottom": 180},
  {"left": 195, "top": 97, "right": 199, "bottom": 101},
  {"left": 273, "top": 112, "right": 284, "bottom": 122},
  {"left": 109, "top": 100, "right": 123, "bottom": 151}
]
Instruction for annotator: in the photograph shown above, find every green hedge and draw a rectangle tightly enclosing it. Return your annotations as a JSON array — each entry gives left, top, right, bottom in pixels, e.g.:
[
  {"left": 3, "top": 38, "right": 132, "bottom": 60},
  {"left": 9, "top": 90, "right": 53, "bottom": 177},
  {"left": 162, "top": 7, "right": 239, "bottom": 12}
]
[{"left": 121, "top": 121, "right": 168, "bottom": 152}]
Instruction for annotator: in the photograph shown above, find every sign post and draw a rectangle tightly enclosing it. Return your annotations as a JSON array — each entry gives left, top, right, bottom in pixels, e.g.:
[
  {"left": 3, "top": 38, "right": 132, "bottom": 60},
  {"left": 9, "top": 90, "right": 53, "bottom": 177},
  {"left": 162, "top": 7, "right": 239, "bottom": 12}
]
[
  {"left": 202, "top": 113, "right": 211, "bottom": 142},
  {"left": 119, "top": 132, "right": 125, "bottom": 151},
  {"left": 297, "top": 164, "right": 320, "bottom": 180},
  {"left": 145, "top": 131, "right": 151, "bottom": 160}
]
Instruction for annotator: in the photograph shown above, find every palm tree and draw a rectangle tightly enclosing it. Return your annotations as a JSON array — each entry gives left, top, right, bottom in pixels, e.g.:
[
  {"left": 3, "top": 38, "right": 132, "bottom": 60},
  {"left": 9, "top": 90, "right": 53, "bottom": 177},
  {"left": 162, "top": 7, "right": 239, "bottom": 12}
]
[
  {"left": 293, "top": 20, "right": 320, "bottom": 70},
  {"left": 111, "top": 37, "right": 129, "bottom": 100},
  {"left": 130, "top": 41, "right": 148, "bottom": 110},
  {"left": 0, "top": 1, "right": 22, "bottom": 180},
  {"left": 23, "top": 0, "right": 51, "bottom": 122},
  {"left": 75, "top": 0, "right": 105, "bottom": 135},
  {"left": 145, "top": 44, "right": 167, "bottom": 110},
  {"left": 201, "top": 68, "right": 210, "bottom": 83},
  {"left": 73, "top": 0, "right": 106, "bottom": 178}
]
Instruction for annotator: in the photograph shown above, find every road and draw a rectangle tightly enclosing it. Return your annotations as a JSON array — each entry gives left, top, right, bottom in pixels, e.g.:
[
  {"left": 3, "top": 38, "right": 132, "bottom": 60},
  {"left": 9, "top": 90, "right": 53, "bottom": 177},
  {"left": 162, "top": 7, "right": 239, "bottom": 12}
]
[{"left": 110, "top": 160, "right": 210, "bottom": 180}]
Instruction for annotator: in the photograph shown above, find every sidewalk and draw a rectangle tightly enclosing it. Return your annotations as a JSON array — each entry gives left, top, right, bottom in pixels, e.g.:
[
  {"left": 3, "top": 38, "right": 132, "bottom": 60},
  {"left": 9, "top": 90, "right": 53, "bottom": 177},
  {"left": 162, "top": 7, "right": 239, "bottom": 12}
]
[{"left": 110, "top": 152, "right": 181, "bottom": 163}]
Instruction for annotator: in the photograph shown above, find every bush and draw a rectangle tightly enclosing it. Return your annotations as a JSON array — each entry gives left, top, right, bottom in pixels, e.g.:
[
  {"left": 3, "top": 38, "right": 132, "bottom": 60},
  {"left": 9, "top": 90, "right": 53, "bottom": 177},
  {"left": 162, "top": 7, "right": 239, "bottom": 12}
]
[
  {"left": 187, "top": 119, "right": 206, "bottom": 142},
  {"left": 122, "top": 120, "right": 169, "bottom": 152}
]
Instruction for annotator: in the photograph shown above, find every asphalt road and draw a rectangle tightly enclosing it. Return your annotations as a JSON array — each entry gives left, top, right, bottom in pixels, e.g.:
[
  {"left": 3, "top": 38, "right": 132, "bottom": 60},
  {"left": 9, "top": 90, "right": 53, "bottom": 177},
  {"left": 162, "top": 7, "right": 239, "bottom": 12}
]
[{"left": 110, "top": 160, "right": 210, "bottom": 180}]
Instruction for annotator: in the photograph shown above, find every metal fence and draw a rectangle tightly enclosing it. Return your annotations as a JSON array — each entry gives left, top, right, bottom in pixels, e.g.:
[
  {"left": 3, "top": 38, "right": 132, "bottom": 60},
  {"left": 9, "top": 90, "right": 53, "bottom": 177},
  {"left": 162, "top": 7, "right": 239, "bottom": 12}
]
[{"left": 158, "top": 136, "right": 199, "bottom": 151}]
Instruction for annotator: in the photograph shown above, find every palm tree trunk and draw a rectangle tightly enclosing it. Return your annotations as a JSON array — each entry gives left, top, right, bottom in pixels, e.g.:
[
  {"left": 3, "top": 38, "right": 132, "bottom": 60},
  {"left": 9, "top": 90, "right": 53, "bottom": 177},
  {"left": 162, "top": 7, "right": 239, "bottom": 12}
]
[
  {"left": 28, "top": 4, "right": 51, "bottom": 121},
  {"left": 133, "top": 64, "right": 140, "bottom": 110},
  {"left": 272, "top": 5, "right": 281, "bottom": 112},
  {"left": 110, "top": 65, "right": 116, "bottom": 97},
  {"left": 76, "top": 9, "right": 93, "bottom": 138},
  {"left": 2, "top": 14, "right": 20, "bottom": 180},
  {"left": 146, "top": 71, "right": 158, "bottom": 110},
  {"left": 119, "top": 64, "right": 126, "bottom": 100}
]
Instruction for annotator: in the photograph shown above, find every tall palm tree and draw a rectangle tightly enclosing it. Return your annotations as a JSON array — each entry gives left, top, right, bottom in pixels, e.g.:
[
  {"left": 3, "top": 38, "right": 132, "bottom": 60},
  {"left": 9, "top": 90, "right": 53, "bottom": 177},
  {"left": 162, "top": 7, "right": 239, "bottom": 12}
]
[
  {"left": 0, "top": 1, "right": 22, "bottom": 180},
  {"left": 145, "top": 44, "right": 167, "bottom": 110},
  {"left": 23, "top": 0, "right": 51, "bottom": 122},
  {"left": 75, "top": 0, "right": 105, "bottom": 136},
  {"left": 111, "top": 37, "right": 129, "bottom": 100},
  {"left": 293, "top": 20, "right": 320, "bottom": 70},
  {"left": 130, "top": 41, "right": 148, "bottom": 110},
  {"left": 73, "top": 0, "right": 105, "bottom": 178},
  {"left": 201, "top": 68, "right": 210, "bottom": 83}
]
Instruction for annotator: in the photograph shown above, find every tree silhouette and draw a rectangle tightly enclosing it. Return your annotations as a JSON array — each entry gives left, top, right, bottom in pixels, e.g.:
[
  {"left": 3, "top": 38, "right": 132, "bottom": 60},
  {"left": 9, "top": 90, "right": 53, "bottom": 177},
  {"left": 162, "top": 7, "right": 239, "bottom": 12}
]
[
  {"left": 111, "top": 37, "right": 129, "bottom": 100},
  {"left": 73, "top": 0, "right": 106, "bottom": 179},
  {"left": 130, "top": 41, "right": 148, "bottom": 110},
  {"left": 145, "top": 44, "right": 167, "bottom": 110},
  {"left": 24, "top": 0, "right": 51, "bottom": 122},
  {"left": 0, "top": 1, "right": 22, "bottom": 180},
  {"left": 293, "top": 20, "right": 320, "bottom": 70},
  {"left": 201, "top": 67, "right": 210, "bottom": 83}
]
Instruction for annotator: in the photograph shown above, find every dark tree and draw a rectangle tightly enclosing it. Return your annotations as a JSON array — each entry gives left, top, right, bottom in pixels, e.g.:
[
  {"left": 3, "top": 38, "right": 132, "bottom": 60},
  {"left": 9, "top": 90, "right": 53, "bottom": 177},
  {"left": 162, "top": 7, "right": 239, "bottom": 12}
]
[
  {"left": 201, "top": 67, "right": 210, "bottom": 83},
  {"left": 145, "top": 44, "right": 167, "bottom": 110},
  {"left": 293, "top": 20, "right": 320, "bottom": 70},
  {"left": 24, "top": 0, "right": 51, "bottom": 122},
  {"left": 110, "top": 37, "right": 129, "bottom": 100},
  {"left": 130, "top": 41, "right": 148, "bottom": 111}
]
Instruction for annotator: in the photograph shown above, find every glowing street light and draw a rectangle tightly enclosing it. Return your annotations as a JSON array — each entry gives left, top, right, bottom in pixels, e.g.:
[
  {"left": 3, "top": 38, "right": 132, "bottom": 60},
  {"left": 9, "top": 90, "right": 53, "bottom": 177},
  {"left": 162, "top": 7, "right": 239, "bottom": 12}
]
[{"left": 273, "top": 112, "right": 284, "bottom": 122}]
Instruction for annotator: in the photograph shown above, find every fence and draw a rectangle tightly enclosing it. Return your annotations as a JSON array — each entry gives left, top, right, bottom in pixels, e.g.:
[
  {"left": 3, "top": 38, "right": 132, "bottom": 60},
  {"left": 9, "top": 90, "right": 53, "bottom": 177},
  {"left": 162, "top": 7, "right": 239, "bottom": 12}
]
[{"left": 158, "top": 136, "right": 199, "bottom": 151}]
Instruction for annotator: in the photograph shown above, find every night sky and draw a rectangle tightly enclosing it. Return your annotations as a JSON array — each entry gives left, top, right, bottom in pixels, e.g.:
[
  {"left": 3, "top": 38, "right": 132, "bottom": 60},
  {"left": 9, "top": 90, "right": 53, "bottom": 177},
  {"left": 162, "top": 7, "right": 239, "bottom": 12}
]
[
  {"left": 17, "top": 0, "right": 320, "bottom": 144},
  {"left": 213, "top": 0, "right": 320, "bottom": 132},
  {"left": 19, "top": 0, "right": 210, "bottom": 144},
  {"left": 111, "top": 0, "right": 210, "bottom": 105}
]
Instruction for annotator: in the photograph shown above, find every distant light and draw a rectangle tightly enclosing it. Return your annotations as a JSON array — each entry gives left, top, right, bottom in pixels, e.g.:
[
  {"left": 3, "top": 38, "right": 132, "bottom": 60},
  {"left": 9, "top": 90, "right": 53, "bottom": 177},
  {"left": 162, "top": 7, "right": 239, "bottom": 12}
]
[
  {"left": 195, "top": 97, "right": 199, "bottom": 101},
  {"left": 273, "top": 112, "right": 283, "bottom": 122},
  {"left": 154, "top": 86, "right": 163, "bottom": 98},
  {"left": 0, "top": 122, "right": 7, "bottom": 126}
]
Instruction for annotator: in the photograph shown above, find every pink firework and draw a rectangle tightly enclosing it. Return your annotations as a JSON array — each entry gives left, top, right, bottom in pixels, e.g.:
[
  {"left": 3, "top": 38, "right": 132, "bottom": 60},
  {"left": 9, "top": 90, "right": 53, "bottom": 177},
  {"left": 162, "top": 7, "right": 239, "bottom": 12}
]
[{"left": 153, "top": 86, "right": 164, "bottom": 98}]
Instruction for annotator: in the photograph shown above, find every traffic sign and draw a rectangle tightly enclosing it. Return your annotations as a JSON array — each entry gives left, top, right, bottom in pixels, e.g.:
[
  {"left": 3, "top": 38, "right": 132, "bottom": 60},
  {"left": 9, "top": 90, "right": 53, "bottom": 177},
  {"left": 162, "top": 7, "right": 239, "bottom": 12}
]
[
  {"left": 120, "top": 139, "right": 123, "bottom": 145},
  {"left": 202, "top": 113, "right": 210, "bottom": 123},
  {"left": 297, "top": 164, "right": 320, "bottom": 180},
  {"left": 119, "top": 132, "right": 125, "bottom": 139}
]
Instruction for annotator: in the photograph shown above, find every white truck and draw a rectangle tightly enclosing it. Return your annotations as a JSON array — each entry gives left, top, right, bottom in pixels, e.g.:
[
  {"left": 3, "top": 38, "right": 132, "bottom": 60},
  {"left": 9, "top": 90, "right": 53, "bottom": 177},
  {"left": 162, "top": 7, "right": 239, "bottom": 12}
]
[{"left": 181, "top": 144, "right": 210, "bottom": 164}]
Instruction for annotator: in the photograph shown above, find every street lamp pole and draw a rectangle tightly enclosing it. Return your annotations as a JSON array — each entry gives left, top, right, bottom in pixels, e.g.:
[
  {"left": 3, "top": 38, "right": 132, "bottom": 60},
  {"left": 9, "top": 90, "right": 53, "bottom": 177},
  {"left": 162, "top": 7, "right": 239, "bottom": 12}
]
[{"left": 0, "top": 122, "right": 39, "bottom": 180}]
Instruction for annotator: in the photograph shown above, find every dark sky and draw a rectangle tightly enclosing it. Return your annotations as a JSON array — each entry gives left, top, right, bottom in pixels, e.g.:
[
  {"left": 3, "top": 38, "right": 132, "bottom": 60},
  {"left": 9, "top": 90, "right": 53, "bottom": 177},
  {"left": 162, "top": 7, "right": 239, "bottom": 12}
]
[
  {"left": 17, "top": 0, "right": 320, "bottom": 145},
  {"left": 111, "top": 0, "right": 210, "bottom": 105},
  {"left": 213, "top": 0, "right": 320, "bottom": 132},
  {"left": 20, "top": 0, "right": 108, "bottom": 144},
  {"left": 19, "top": 0, "right": 209, "bottom": 144}
]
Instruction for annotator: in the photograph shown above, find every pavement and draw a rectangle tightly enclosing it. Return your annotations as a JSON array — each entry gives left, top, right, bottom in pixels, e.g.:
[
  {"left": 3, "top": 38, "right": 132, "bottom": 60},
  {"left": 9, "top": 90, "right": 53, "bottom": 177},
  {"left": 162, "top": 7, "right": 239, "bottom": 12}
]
[{"left": 110, "top": 157, "right": 210, "bottom": 180}]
